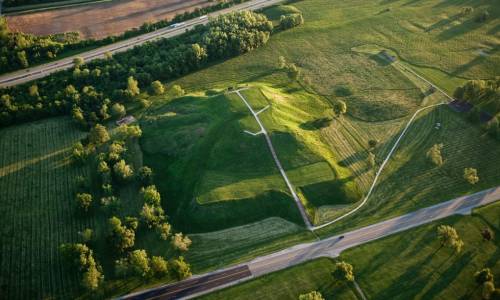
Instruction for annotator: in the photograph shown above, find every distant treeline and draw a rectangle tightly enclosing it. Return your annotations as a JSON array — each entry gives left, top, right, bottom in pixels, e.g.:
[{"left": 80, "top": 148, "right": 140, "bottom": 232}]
[
  {"left": 0, "top": 11, "right": 303, "bottom": 128},
  {"left": 454, "top": 78, "right": 500, "bottom": 140},
  {"left": 0, "top": 0, "right": 251, "bottom": 74}
]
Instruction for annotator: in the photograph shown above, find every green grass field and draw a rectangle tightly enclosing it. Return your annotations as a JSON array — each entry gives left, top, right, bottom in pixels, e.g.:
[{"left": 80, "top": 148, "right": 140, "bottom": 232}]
[
  {"left": 0, "top": 117, "right": 90, "bottom": 299},
  {"left": 201, "top": 202, "right": 500, "bottom": 300}
]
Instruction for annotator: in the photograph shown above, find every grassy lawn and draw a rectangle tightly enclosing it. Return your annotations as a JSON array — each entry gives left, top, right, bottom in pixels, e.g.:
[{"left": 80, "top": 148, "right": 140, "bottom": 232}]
[{"left": 200, "top": 202, "right": 500, "bottom": 300}]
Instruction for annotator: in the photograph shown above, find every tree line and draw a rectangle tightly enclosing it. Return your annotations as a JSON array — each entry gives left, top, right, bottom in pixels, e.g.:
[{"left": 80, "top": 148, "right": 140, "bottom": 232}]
[
  {"left": 0, "top": 0, "right": 253, "bottom": 75},
  {"left": 0, "top": 10, "right": 282, "bottom": 128}
]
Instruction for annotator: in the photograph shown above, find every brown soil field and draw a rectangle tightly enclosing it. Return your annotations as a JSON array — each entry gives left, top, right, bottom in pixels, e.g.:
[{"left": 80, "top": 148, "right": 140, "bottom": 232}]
[{"left": 7, "top": 0, "right": 212, "bottom": 39}]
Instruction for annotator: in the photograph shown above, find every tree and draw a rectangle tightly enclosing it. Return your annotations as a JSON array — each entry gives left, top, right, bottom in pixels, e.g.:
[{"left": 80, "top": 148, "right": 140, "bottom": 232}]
[
  {"left": 141, "top": 185, "right": 161, "bottom": 205},
  {"left": 73, "top": 57, "right": 84, "bottom": 68},
  {"left": 171, "top": 84, "right": 185, "bottom": 97},
  {"left": 437, "top": 225, "right": 464, "bottom": 253},
  {"left": 116, "top": 124, "right": 142, "bottom": 140},
  {"left": 158, "top": 222, "right": 171, "bottom": 240},
  {"left": 426, "top": 143, "right": 444, "bottom": 167},
  {"left": 461, "top": 6, "right": 474, "bottom": 17},
  {"left": 464, "top": 168, "right": 479, "bottom": 185},
  {"left": 333, "top": 100, "right": 347, "bottom": 116},
  {"left": 79, "top": 228, "right": 93, "bottom": 243},
  {"left": 278, "top": 55, "right": 286, "bottom": 69},
  {"left": 367, "top": 152, "right": 376, "bottom": 168},
  {"left": 110, "top": 103, "right": 126, "bottom": 119},
  {"left": 286, "top": 63, "right": 300, "bottom": 80},
  {"left": 140, "top": 203, "right": 165, "bottom": 228},
  {"left": 151, "top": 80, "right": 165, "bottom": 95},
  {"left": 72, "top": 107, "right": 86, "bottom": 127},
  {"left": 332, "top": 261, "right": 354, "bottom": 284},
  {"left": 171, "top": 233, "right": 192, "bottom": 252},
  {"left": 482, "top": 228, "right": 493, "bottom": 241},
  {"left": 127, "top": 76, "right": 140, "bottom": 96},
  {"left": 483, "top": 281, "right": 496, "bottom": 300},
  {"left": 81, "top": 260, "right": 103, "bottom": 291},
  {"left": 108, "top": 141, "right": 126, "bottom": 162},
  {"left": 491, "top": 289, "right": 500, "bottom": 300},
  {"left": 171, "top": 256, "right": 191, "bottom": 280},
  {"left": 97, "top": 160, "right": 110, "bottom": 174},
  {"left": 89, "top": 124, "right": 110, "bottom": 146},
  {"left": 128, "top": 249, "right": 150, "bottom": 278},
  {"left": 108, "top": 216, "right": 136, "bottom": 251},
  {"left": 150, "top": 256, "right": 168, "bottom": 277},
  {"left": 280, "top": 13, "right": 304, "bottom": 29},
  {"left": 71, "top": 142, "right": 87, "bottom": 164},
  {"left": 17, "top": 51, "right": 29, "bottom": 68},
  {"left": 76, "top": 193, "right": 93, "bottom": 212},
  {"left": 299, "top": 291, "right": 324, "bottom": 300},
  {"left": 368, "top": 139, "right": 378, "bottom": 149},
  {"left": 113, "top": 160, "right": 134, "bottom": 181},
  {"left": 138, "top": 166, "right": 154, "bottom": 185},
  {"left": 475, "top": 268, "right": 494, "bottom": 285},
  {"left": 28, "top": 84, "right": 39, "bottom": 97}
]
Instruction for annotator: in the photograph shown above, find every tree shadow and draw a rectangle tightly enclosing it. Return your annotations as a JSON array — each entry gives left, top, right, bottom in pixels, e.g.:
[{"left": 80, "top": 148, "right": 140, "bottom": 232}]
[
  {"left": 300, "top": 117, "right": 333, "bottom": 131},
  {"left": 437, "top": 17, "right": 489, "bottom": 41}
]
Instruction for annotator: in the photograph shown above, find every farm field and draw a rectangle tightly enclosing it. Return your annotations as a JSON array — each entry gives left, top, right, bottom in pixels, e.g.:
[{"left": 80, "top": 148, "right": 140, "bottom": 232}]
[
  {"left": 201, "top": 202, "right": 500, "bottom": 300},
  {"left": 0, "top": 117, "right": 91, "bottom": 299},
  {"left": 6, "top": 0, "right": 211, "bottom": 39}
]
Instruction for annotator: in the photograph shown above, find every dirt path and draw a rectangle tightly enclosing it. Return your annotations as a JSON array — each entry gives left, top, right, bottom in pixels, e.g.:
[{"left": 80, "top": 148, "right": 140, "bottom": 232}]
[
  {"left": 233, "top": 89, "right": 313, "bottom": 229},
  {"left": 7, "top": 0, "right": 211, "bottom": 39}
]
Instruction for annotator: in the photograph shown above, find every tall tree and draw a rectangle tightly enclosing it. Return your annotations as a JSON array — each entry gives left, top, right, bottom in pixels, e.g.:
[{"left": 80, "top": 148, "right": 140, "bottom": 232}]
[{"left": 437, "top": 225, "right": 464, "bottom": 253}]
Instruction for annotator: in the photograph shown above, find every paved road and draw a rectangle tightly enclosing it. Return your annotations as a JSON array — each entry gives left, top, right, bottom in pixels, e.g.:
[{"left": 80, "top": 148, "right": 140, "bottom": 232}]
[
  {"left": 0, "top": 0, "right": 283, "bottom": 88},
  {"left": 234, "top": 89, "right": 312, "bottom": 229},
  {"left": 120, "top": 186, "right": 500, "bottom": 300}
]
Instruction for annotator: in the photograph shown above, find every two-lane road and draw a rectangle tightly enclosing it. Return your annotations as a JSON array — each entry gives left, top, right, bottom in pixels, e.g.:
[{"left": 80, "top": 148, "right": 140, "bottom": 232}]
[
  {"left": 121, "top": 186, "right": 500, "bottom": 300},
  {"left": 0, "top": 0, "right": 283, "bottom": 88}
]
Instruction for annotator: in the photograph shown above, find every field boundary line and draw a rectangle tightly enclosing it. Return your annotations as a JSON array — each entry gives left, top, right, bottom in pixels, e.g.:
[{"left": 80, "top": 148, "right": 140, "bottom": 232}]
[
  {"left": 313, "top": 102, "right": 445, "bottom": 230},
  {"left": 232, "top": 89, "right": 313, "bottom": 229}
]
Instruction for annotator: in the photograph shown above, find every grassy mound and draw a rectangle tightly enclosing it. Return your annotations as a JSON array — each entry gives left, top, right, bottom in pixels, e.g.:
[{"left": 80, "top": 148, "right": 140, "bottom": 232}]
[{"left": 140, "top": 86, "right": 363, "bottom": 231}]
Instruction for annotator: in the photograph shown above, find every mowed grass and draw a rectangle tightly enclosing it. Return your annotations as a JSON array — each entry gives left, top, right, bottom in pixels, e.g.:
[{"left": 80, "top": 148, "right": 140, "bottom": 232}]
[
  {"left": 317, "top": 105, "right": 500, "bottom": 233},
  {"left": 201, "top": 202, "right": 500, "bottom": 300},
  {"left": 0, "top": 117, "right": 90, "bottom": 299}
]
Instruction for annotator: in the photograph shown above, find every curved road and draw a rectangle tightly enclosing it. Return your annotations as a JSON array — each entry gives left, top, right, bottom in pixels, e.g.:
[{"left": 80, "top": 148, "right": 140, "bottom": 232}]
[
  {"left": 0, "top": 0, "right": 283, "bottom": 88},
  {"left": 120, "top": 186, "right": 500, "bottom": 300}
]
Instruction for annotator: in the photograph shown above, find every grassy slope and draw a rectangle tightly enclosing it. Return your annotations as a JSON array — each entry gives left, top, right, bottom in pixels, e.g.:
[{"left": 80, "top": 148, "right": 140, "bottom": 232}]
[{"left": 200, "top": 202, "right": 500, "bottom": 300}]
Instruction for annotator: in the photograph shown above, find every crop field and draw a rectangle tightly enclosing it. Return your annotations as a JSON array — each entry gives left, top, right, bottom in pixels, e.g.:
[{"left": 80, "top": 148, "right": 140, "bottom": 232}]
[
  {"left": 0, "top": 117, "right": 90, "bottom": 299},
  {"left": 201, "top": 202, "right": 500, "bottom": 300},
  {"left": 6, "top": 0, "right": 211, "bottom": 39}
]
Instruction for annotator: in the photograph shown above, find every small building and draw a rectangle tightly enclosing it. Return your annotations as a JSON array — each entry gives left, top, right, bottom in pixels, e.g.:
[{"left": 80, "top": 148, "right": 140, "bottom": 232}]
[{"left": 116, "top": 115, "right": 136, "bottom": 126}]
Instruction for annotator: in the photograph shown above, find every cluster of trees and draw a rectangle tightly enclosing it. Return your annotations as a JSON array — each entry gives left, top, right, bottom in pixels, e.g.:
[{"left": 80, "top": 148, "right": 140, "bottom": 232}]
[
  {"left": 454, "top": 78, "right": 500, "bottom": 140},
  {"left": 1, "top": 0, "right": 255, "bottom": 74},
  {"left": 299, "top": 291, "right": 324, "bottom": 300},
  {"left": 0, "top": 17, "right": 82, "bottom": 74},
  {"left": 475, "top": 268, "right": 500, "bottom": 299},
  {"left": 279, "top": 13, "right": 304, "bottom": 30},
  {"left": 60, "top": 243, "right": 104, "bottom": 291},
  {"left": 63, "top": 120, "right": 194, "bottom": 291},
  {"left": 0, "top": 11, "right": 276, "bottom": 128}
]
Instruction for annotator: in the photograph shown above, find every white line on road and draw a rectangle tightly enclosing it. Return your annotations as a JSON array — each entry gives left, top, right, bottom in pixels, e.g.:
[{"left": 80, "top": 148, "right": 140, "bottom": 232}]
[{"left": 233, "top": 89, "right": 313, "bottom": 229}]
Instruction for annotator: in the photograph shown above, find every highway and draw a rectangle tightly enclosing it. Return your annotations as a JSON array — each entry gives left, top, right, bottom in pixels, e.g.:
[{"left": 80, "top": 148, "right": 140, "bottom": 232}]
[
  {"left": 120, "top": 186, "right": 500, "bottom": 300},
  {"left": 0, "top": 0, "right": 283, "bottom": 88}
]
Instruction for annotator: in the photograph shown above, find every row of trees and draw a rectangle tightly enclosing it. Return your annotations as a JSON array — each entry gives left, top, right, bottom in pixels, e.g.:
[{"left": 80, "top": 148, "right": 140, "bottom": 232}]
[
  {"left": 0, "top": 0, "right": 255, "bottom": 75},
  {"left": 0, "top": 11, "right": 276, "bottom": 128},
  {"left": 454, "top": 78, "right": 500, "bottom": 140}
]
